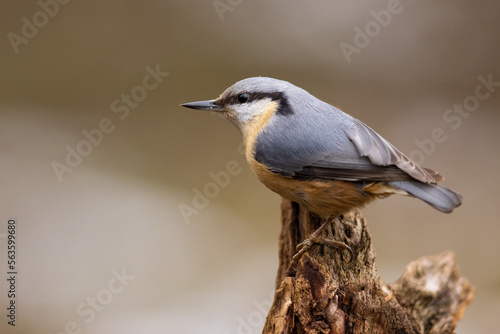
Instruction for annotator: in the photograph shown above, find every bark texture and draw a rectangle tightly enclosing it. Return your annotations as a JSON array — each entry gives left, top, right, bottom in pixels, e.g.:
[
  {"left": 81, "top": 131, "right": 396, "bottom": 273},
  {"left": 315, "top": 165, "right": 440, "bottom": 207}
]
[{"left": 263, "top": 199, "right": 474, "bottom": 334}]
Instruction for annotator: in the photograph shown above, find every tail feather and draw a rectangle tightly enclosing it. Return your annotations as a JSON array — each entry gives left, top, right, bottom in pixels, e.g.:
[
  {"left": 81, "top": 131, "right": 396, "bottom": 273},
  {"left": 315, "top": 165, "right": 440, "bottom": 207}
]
[{"left": 388, "top": 181, "right": 463, "bottom": 213}]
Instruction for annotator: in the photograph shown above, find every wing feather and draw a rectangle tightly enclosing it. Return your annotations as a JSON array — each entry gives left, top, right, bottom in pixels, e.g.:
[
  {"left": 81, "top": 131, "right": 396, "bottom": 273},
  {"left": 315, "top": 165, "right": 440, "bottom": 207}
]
[
  {"left": 346, "top": 119, "right": 438, "bottom": 184},
  {"left": 253, "top": 102, "right": 440, "bottom": 184}
]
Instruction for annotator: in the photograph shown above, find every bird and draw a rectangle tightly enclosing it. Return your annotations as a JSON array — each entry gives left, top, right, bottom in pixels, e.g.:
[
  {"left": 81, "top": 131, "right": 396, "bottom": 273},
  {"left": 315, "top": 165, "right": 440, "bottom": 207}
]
[{"left": 182, "top": 77, "right": 462, "bottom": 264}]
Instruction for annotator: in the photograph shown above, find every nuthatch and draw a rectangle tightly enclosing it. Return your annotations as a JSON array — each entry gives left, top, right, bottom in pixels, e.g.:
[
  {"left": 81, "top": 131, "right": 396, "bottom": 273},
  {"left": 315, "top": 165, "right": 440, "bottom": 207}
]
[{"left": 182, "top": 77, "right": 462, "bottom": 263}]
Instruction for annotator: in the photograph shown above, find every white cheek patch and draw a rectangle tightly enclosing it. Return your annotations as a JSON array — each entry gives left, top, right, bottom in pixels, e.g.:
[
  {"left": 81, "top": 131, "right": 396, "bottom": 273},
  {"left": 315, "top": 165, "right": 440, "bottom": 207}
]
[{"left": 232, "top": 98, "right": 273, "bottom": 125}]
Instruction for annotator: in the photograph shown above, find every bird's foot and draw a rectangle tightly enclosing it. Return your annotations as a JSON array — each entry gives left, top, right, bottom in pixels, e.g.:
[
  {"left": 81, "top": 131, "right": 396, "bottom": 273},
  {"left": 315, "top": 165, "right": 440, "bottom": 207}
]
[{"left": 288, "top": 216, "right": 354, "bottom": 271}]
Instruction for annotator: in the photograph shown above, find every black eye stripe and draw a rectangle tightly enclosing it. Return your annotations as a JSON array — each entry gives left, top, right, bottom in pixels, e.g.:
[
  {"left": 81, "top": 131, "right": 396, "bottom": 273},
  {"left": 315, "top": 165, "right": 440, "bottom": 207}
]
[
  {"left": 227, "top": 91, "right": 283, "bottom": 104},
  {"left": 223, "top": 91, "right": 293, "bottom": 115}
]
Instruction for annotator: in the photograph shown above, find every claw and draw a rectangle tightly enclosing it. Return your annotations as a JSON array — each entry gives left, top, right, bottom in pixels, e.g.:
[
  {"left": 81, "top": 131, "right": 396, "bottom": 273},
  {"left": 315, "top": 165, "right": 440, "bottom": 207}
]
[
  {"left": 288, "top": 216, "right": 355, "bottom": 271},
  {"left": 322, "top": 238, "right": 354, "bottom": 263}
]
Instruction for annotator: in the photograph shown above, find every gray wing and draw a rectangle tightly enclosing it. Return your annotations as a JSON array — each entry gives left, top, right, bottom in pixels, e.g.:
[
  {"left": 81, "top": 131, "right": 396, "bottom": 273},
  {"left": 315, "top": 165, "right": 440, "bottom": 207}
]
[
  {"left": 346, "top": 118, "right": 438, "bottom": 184},
  {"left": 254, "top": 110, "right": 439, "bottom": 184}
]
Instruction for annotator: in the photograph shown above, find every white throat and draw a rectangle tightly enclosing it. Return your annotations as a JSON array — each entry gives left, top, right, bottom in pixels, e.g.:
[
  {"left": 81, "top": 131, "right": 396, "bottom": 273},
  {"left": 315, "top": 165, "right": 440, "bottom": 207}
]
[{"left": 233, "top": 98, "right": 273, "bottom": 125}]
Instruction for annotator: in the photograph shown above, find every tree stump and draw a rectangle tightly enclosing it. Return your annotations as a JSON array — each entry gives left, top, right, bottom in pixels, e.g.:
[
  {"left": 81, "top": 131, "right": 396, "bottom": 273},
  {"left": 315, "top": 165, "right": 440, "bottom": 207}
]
[{"left": 263, "top": 199, "right": 474, "bottom": 334}]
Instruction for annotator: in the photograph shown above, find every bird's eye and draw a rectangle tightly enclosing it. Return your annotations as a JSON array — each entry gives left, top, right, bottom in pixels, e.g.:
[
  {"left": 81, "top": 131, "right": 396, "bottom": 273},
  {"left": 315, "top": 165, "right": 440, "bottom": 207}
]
[{"left": 237, "top": 93, "right": 250, "bottom": 103}]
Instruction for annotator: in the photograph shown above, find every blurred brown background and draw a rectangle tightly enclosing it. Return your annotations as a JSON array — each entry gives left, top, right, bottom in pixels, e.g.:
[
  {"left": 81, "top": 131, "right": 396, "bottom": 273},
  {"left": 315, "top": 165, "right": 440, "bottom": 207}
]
[{"left": 1, "top": 1, "right": 499, "bottom": 333}]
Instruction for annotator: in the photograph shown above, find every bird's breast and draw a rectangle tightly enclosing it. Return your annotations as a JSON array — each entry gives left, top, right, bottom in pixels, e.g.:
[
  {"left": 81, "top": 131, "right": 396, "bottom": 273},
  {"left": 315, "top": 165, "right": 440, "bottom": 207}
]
[{"left": 247, "top": 157, "right": 376, "bottom": 217}]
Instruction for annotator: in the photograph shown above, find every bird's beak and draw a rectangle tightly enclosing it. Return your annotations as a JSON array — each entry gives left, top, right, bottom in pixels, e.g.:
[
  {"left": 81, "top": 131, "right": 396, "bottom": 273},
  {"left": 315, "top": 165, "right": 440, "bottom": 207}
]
[{"left": 181, "top": 99, "right": 223, "bottom": 111}]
